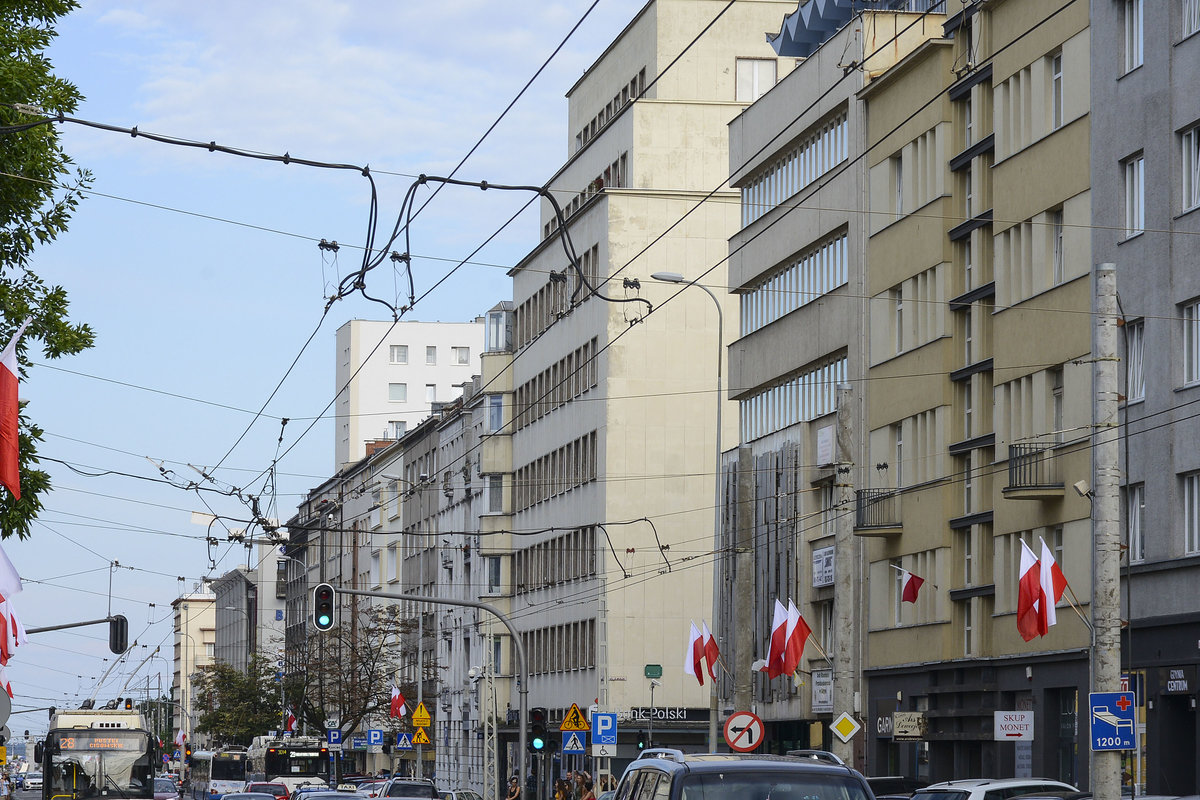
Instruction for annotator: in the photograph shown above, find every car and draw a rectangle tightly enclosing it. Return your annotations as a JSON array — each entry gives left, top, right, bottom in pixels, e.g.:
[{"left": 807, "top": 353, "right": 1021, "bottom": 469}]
[
  {"left": 24, "top": 774, "right": 43, "bottom": 791},
  {"left": 912, "top": 778, "right": 1079, "bottom": 800},
  {"left": 597, "top": 791, "right": 616, "bottom": 800},
  {"left": 223, "top": 794, "right": 281, "bottom": 800},
  {"left": 356, "top": 781, "right": 387, "bottom": 798},
  {"left": 439, "top": 791, "right": 483, "bottom": 800},
  {"left": 379, "top": 778, "right": 438, "bottom": 799},
  {"left": 868, "top": 776, "right": 930, "bottom": 797},
  {"left": 785, "top": 750, "right": 846, "bottom": 765},
  {"left": 614, "top": 749, "right": 873, "bottom": 800},
  {"left": 155, "top": 778, "right": 181, "bottom": 800},
  {"left": 245, "top": 783, "right": 290, "bottom": 800}
]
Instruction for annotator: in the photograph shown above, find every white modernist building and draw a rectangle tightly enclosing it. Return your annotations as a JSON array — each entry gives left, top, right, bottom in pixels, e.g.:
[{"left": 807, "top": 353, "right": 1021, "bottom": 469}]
[{"left": 335, "top": 319, "right": 485, "bottom": 468}]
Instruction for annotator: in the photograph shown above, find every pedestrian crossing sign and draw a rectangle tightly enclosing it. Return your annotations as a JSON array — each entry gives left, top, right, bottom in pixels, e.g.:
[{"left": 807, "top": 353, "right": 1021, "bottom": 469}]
[
  {"left": 562, "top": 732, "right": 585, "bottom": 754},
  {"left": 560, "top": 703, "right": 590, "bottom": 731},
  {"left": 395, "top": 733, "right": 413, "bottom": 751},
  {"left": 412, "top": 727, "right": 431, "bottom": 745}
]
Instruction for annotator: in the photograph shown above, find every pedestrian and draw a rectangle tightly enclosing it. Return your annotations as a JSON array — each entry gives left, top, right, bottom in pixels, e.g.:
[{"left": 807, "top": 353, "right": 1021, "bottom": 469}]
[
  {"left": 505, "top": 776, "right": 521, "bottom": 800},
  {"left": 553, "top": 778, "right": 567, "bottom": 800},
  {"left": 580, "top": 778, "right": 595, "bottom": 800}
]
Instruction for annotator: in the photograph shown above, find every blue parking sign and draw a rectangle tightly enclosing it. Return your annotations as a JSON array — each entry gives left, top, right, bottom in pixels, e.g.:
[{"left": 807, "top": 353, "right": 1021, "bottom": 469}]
[
  {"left": 591, "top": 713, "right": 617, "bottom": 746},
  {"left": 327, "top": 729, "right": 342, "bottom": 745},
  {"left": 1089, "top": 691, "right": 1136, "bottom": 751},
  {"left": 368, "top": 729, "right": 384, "bottom": 746}
]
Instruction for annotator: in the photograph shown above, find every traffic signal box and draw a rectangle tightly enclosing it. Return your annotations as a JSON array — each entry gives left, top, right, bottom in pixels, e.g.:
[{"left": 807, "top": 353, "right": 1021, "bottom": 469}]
[
  {"left": 529, "top": 707, "right": 547, "bottom": 753},
  {"left": 313, "top": 583, "right": 335, "bottom": 631}
]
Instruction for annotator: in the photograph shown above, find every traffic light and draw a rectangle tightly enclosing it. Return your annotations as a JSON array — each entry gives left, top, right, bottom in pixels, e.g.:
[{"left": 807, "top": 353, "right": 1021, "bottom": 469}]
[
  {"left": 109, "top": 614, "right": 128, "bottom": 654},
  {"left": 636, "top": 730, "right": 647, "bottom": 751},
  {"left": 528, "top": 706, "right": 547, "bottom": 753},
  {"left": 184, "top": 745, "right": 193, "bottom": 764},
  {"left": 313, "top": 583, "right": 336, "bottom": 631}
]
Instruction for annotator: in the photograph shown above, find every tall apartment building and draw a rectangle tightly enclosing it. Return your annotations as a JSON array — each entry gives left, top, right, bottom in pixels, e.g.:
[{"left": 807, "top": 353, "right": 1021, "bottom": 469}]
[
  {"left": 212, "top": 539, "right": 289, "bottom": 674},
  {"left": 722, "top": 4, "right": 944, "bottom": 762},
  {"left": 1092, "top": 1, "right": 1200, "bottom": 793},
  {"left": 172, "top": 589, "right": 215, "bottom": 748},
  {"left": 335, "top": 319, "right": 484, "bottom": 468},
  {"left": 859, "top": 0, "right": 1092, "bottom": 781},
  {"left": 505, "top": 0, "right": 793, "bottom": 762}
]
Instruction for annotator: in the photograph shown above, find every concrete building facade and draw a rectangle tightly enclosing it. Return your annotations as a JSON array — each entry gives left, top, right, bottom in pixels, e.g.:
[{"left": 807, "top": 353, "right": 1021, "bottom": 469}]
[
  {"left": 335, "top": 319, "right": 484, "bottom": 469},
  {"left": 172, "top": 589, "right": 215, "bottom": 748},
  {"left": 1091, "top": 0, "right": 1200, "bottom": 793}
]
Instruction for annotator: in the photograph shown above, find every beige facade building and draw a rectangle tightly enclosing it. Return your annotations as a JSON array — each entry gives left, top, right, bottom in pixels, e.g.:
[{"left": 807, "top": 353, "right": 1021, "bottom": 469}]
[
  {"left": 172, "top": 589, "right": 215, "bottom": 748},
  {"left": 860, "top": 0, "right": 1093, "bottom": 781},
  {"left": 504, "top": 0, "right": 793, "bottom": 758}
]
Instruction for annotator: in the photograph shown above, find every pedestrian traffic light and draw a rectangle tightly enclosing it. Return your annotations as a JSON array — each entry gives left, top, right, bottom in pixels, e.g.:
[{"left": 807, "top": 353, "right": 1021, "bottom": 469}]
[
  {"left": 109, "top": 614, "right": 128, "bottom": 654},
  {"left": 636, "top": 730, "right": 647, "bottom": 751},
  {"left": 313, "top": 583, "right": 336, "bottom": 631},
  {"left": 528, "top": 706, "right": 547, "bottom": 752}
]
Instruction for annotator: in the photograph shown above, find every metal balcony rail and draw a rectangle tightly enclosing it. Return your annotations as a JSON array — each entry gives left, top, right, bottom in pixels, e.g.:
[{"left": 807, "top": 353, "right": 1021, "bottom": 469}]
[
  {"left": 855, "top": 488, "right": 900, "bottom": 529},
  {"left": 1007, "top": 441, "right": 1062, "bottom": 489}
]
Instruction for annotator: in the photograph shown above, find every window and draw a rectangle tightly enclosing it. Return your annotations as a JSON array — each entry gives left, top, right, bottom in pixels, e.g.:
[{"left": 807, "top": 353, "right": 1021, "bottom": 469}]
[
  {"left": 962, "top": 599, "right": 974, "bottom": 656},
  {"left": 1125, "top": 0, "right": 1143, "bottom": 72},
  {"left": 388, "top": 420, "right": 406, "bottom": 439},
  {"left": 1185, "top": 472, "right": 1200, "bottom": 554},
  {"left": 963, "top": 452, "right": 973, "bottom": 513},
  {"left": 1125, "top": 155, "right": 1145, "bottom": 238},
  {"left": 736, "top": 58, "right": 776, "bottom": 102},
  {"left": 425, "top": 384, "right": 437, "bottom": 403},
  {"left": 452, "top": 346, "right": 470, "bottom": 365},
  {"left": 892, "top": 154, "right": 904, "bottom": 214},
  {"left": 426, "top": 345, "right": 437, "bottom": 365},
  {"left": 1050, "top": 209, "right": 1064, "bottom": 284},
  {"left": 1127, "top": 483, "right": 1145, "bottom": 562},
  {"left": 488, "top": 395, "right": 504, "bottom": 433},
  {"left": 388, "top": 383, "right": 407, "bottom": 403},
  {"left": 1186, "top": 301, "right": 1200, "bottom": 384},
  {"left": 894, "top": 289, "right": 905, "bottom": 353},
  {"left": 1051, "top": 367, "right": 1064, "bottom": 441},
  {"left": 1186, "top": 0, "right": 1200, "bottom": 38},
  {"left": 1183, "top": 125, "right": 1200, "bottom": 212},
  {"left": 487, "top": 308, "right": 513, "bottom": 352},
  {"left": 488, "top": 475, "right": 504, "bottom": 513},
  {"left": 1050, "top": 51, "right": 1063, "bottom": 129},
  {"left": 389, "top": 344, "right": 408, "bottom": 364},
  {"left": 486, "top": 556, "right": 502, "bottom": 593},
  {"left": 1126, "top": 319, "right": 1145, "bottom": 401}
]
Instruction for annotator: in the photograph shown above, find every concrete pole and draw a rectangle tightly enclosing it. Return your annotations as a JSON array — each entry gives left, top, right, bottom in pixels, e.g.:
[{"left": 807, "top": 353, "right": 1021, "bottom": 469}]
[
  {"left": 1092, "top": 263, "right": 1122, "bottom": 800},
  {"left": 832, "top": 385, "right": 856, "bottom": 764},
  {"left": 733, "top": 446, "right": 755, "bottom": 714}
]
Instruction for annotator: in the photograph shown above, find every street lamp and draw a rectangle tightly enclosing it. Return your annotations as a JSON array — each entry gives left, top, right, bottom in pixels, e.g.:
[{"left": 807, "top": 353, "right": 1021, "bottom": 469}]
[{"left": 650, "top": 271, "right": 723, "bottom": 750}]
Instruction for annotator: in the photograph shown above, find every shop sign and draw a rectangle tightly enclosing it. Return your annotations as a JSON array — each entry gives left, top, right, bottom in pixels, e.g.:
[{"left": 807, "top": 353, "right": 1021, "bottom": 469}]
[
  {"left": 812, "top": 546, "right": 834, "bottom": 588},
  {"left": 1162, "top": 666, "right": 1195, "bottom": 694},
  {"left": 892, "top": 712, "right": 926, "bottom": 741},
  {"left": 811, "top": 669, "right": 833, "bottom": 713}
]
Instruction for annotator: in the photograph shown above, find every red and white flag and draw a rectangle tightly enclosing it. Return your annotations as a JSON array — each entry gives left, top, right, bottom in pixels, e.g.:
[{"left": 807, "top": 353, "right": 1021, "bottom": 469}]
[
  {"left": 1040, "top": 537, "right": 1068, "bottom": 628},
  {"left": 683, "top": 621, "right": 705, "bottom": 686},
  {"left": 764, "top": 599, "right": 789, "bottom": 678},
  {"left": 0, "top": 319, "right": 30, "bottom": 500},
  {"left": 0, "top": 544, "right": 22, "bottom": 599},
  {"left": 0, "top": 666, "right": 12, "bottom": 698},
  {"left": 174, "top": 730, "right": 186, "bottom": 747},
  {"left": 0, "top": 594, "right": 22, "bottom": 665},
  {"left": 701, "top": 620, "right": 719, "bottom": 680},
  {"left": 900, "top": 568, "right": 925, "bottom": 603},
  {"left": 1017, "top": 539, "right": 1046, "bottom": 641},
  {"left": 782, "top": 599, "right": 811, "bottom": 676},
  {"left": 390, "top": 685, "right": 407, "bottom": 718},
  {"left": 284, "top": 707, "right": 296, "bottom": 732}
]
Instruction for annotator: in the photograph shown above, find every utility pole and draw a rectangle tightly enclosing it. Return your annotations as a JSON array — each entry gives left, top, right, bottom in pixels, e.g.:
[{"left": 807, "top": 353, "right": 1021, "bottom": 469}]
[
  {"left": 733, "top": 446, "right": 755, "bottom": 713},
  {"left": 1092, "top": 264, "right": 1122, "bottom": 800},
  {"left": 832, "top": 385, "right": 856, "bottom": 765}
]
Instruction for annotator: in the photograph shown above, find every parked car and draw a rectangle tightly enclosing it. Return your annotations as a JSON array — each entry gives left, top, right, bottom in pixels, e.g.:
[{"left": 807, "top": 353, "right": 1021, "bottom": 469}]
[
  {"left": 868, "top": 776, "right": 930, "bottom": 798},
  {"left": 25, "top": 774, "right": 43, "bottom": 791},
  {"left": 615, "top": 749, "right": 872, "bottom": 800},
  {"left": 223, "top": 793, "right": 283, "bottom": 800},
  {"left": 439, "top": 790, "right": 483, "bottom": 800},
  {"left": 912, "top": 778, "right": 1078, "bottom": 800},
  {"left": 155, "top": 777, "right": 181, "bottom": 800},
  {"left": 245, "top": 783, "right": 290, "bottom": 800},
  {"left": 356, "top": 781, "right": 387, "bottom": 798},
  {"left": 785, "top": 750, "right": 846, "bottom": 765},
  {"left": 379, "top": 778, "right": 438, "bottom": 799}
]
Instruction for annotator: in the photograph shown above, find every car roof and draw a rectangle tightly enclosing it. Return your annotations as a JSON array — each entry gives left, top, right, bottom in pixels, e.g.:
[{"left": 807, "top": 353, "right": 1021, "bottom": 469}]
[
  {"left": 624, "top": 751, "right": 861, "bottom": 778},
  {"left": 921, "top": 781, "right": 1077, "bottom": 790}
]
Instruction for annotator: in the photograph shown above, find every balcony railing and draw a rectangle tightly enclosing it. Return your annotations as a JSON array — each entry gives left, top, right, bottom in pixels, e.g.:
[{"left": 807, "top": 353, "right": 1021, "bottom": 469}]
[
  {"left": 855, "top": 489, "right": 901, "bottom": 535},
  {"left": 1004, "top": 441, "right": 1064, "bottom": 499}
]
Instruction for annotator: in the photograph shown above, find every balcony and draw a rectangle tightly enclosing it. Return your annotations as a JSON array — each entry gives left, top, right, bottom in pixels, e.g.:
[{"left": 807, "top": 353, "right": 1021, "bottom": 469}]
[
  {"left": 854, "top": 489, "right": 902, "bottom": 537},
  {"left": 1003, "top": 441, "right": 1065, "bottom": 500}
]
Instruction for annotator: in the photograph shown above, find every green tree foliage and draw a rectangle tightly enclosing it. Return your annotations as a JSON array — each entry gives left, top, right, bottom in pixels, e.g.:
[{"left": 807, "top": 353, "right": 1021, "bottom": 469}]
[
  {"left": 0, "top": 0, "right": 96, "bottom": 538},
  {"left": 192, "top": 654, "right": 285, "bottom": 746}
]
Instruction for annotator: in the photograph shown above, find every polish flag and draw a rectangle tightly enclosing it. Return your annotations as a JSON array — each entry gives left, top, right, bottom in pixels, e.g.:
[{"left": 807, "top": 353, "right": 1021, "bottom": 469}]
[
  {"left": 284, "top": 707, "right": 297, "bottom": 732},
  {"left": 0, "top": 667, "right": 12, "bottom": 699},
  {"left": 390, "top": 686, "right": 407, "bottom": 718},
  {"left": 174, "top": 730, "right": 186, "bottom": 747},
  {"left": 782, "top": 599, "right": 811, "bottom": 676},
  {"left": 0, "top": 319, "right": 31, "bottom": 500},
  {"left": 1017, "top": 539, "right": 1046, "bottom": 641},
  {"left": 0, "top": 543, "right": 22, "bottom": 599},
  {"left": 764, "top": 599, "right": 789, "bottom": 679},
  {"left": 900, "top": 569, "right": 925, "bottom": 603},
  {"left": 683, "top": 621, "right": 705, "bottom": 686},
  {"left": 1040, "top": 537, "right": 1068, "bottom": 628},
  {"left": 701, "top": 621, "right": 720, "bottom": 680}
]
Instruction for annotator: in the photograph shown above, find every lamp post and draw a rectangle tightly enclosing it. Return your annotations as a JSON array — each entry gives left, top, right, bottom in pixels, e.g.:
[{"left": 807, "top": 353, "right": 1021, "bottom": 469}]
[{"left": 650, "top": 271, "right": 723, "bottom": 750}]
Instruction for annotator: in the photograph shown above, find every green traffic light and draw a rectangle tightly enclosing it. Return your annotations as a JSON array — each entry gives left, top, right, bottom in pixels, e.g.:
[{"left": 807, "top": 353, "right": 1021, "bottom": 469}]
[
  {"left": 317, "top": 614, "right": 331, "bottom": 626},
  {"left": 531, "top": 737, "right": 545, "bottom": 750}
]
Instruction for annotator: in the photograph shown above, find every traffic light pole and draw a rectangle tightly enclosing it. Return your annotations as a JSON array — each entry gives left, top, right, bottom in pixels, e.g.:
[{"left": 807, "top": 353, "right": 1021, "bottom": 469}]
[{"left": 334, "top": 587, "right": 529, "bottom": 793}]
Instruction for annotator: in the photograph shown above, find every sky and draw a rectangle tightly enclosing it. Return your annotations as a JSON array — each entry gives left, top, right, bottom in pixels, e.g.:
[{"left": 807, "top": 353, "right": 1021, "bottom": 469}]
[{"left": 5, "top": 0, "right": 648, "bottom": 738}]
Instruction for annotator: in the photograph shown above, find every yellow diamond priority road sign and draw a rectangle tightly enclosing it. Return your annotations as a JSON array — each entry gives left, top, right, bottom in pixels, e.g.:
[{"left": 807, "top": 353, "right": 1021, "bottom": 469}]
[{"left": 832, "top": 712, "right": 862, "bottom": 743}]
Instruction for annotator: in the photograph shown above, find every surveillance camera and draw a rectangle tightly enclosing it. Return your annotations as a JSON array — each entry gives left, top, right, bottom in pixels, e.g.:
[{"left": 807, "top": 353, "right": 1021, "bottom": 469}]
[
  {"left": 419, "top": 473, "right": 429, "bottom": 482},
  {"left": 468, "top": 667, "right": 478, "bottom": 680}
]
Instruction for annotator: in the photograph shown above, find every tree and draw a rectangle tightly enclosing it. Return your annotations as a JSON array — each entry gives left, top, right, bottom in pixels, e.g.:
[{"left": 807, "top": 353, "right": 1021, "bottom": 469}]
[
  {"left": 192, "top": 654, "right": 285, "bottom": 746},
  {"left": 0, "top": 0, "right": 96, "bottom": 538}
]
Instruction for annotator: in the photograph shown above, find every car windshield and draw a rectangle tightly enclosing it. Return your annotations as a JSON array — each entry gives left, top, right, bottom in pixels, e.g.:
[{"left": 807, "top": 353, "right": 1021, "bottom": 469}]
[
  {"left": 680, "top": 772, "right": 871, "bottom": 800},
  {"left": 386, "top": 784, "right": 436, "bottom": 798}
]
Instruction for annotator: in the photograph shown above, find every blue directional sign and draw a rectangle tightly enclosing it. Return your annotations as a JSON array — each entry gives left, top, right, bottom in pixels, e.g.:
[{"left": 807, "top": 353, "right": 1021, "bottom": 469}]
[
  {"left": 367, "top": 729, "right": 384, "bottom": 746},
  {"left": 350, "top": 736, "right": 368, "bottom": 750},
  {"left": 1089, "top": 691, "right": 1136, "bottom": 751},
  {"left": 327, "top": 729, "right": 342, "bottom": 745},
  {"left": 395, "top": 733, "right": 413, "bottom": 751},
  {"left": 591, "top": 713, "right": 618, "bottom": 746},
  {"left": 562, "top": 732, "right": 586, "bottom": 754}
]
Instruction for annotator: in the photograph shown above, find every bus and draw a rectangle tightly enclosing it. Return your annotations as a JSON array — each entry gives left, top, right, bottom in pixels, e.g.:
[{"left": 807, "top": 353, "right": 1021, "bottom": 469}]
[
  {"left": 189, "top": 749, "right": 249, "bottom": 800},
  {"left": 246, "top": 736, "right": 329, "bottom": 793},
  {"left": 35, "top": 705, "right": 157, "bottom": 800}
]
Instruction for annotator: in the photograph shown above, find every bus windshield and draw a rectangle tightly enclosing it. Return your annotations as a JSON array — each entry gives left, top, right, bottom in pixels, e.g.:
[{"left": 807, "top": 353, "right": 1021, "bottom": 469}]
[
  {"left": 212, "top": 755, "right": 247, "bottom": 782},
  {"left": 265, "top": 749, "right": 326, "bottom": 779},
  {"left": 47, "top": 731, "right": 154, "bottom": 799}
]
